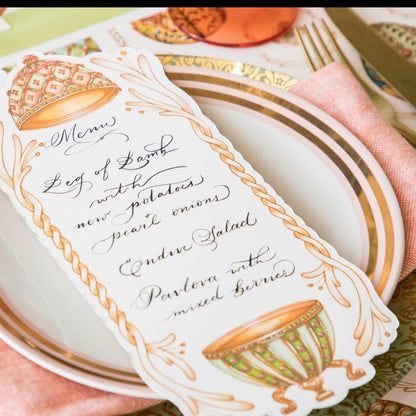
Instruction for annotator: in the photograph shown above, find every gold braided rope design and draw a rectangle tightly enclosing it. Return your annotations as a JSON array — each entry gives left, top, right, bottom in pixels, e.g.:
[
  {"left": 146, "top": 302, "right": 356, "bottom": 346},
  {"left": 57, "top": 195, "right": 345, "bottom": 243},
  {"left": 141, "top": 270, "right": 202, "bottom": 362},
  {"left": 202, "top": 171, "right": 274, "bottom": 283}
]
[{"left": 0, "top": 131, "right": 138, "bottom": 345}]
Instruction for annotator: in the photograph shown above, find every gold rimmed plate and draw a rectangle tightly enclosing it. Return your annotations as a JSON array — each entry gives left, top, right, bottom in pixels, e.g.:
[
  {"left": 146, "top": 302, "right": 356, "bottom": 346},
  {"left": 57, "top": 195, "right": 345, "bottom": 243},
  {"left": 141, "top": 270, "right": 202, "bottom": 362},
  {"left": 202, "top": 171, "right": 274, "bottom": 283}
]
[{"left": 0, "top": 56, "right": 406, "bottom": 405}]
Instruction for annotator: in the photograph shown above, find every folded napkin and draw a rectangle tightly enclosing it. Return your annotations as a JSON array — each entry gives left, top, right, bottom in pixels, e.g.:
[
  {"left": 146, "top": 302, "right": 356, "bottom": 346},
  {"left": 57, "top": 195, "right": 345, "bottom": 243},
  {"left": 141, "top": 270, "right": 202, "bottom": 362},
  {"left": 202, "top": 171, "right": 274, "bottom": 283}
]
[
  {"left": 1, "top": 61, "right": 415, "bottom": 416},
  {"left": 0, "top": 340, "right": 163, "bottom": 416},
  {"left": 290, "top": 62, "right": 416, "bottom": 280}
]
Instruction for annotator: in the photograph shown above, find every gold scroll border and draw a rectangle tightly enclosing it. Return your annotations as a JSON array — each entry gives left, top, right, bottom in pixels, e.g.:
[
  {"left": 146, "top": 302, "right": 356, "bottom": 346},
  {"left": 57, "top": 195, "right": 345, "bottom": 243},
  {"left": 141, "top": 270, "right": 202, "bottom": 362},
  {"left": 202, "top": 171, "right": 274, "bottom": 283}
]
[{"left": 0, "top": 57, "right": 394, "bottom": 389}]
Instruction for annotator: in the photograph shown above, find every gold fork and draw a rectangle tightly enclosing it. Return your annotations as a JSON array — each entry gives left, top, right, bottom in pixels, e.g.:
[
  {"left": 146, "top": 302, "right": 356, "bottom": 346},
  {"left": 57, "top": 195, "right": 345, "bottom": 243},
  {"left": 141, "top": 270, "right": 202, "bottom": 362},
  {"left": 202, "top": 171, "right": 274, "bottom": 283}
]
[{"left": 294, "top": 19, "right": 416, "bottom": 148}]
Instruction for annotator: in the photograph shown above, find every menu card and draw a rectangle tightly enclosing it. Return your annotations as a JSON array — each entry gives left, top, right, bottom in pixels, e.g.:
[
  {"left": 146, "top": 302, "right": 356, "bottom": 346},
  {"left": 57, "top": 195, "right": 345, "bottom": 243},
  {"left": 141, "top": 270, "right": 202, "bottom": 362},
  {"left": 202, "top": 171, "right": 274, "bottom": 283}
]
[{"left": 0, "top": 47, "right": 399, "bottom": 416}]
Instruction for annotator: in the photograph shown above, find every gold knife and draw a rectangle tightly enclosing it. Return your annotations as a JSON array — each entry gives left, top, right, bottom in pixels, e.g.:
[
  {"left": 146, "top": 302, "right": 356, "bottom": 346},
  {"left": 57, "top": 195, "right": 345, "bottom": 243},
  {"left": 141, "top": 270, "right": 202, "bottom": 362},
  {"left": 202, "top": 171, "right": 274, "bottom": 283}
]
[{"left": 325, "top": 7, "right": 416, "bottom": 109}]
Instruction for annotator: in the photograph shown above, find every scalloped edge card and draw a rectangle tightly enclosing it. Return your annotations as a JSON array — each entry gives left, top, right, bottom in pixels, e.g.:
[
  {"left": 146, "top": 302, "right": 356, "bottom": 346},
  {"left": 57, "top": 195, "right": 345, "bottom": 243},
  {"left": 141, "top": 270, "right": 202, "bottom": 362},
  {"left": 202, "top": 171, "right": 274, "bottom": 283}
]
[{"left": 0, "top": 48, "right": 399, "bottom": 416}]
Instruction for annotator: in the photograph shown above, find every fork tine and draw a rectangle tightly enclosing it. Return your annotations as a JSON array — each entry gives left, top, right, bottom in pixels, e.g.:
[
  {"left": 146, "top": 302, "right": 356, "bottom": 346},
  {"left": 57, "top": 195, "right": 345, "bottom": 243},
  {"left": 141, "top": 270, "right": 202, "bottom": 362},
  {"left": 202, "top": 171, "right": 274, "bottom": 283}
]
[
  {"left": 311, "top": 22, "right": 334, "bottom": 64},
  {"left": 296, "top": 20, "right": 360, "bottom": 74},
  {"left": 321, "top": 19, "right": 355, "bottom": 74},
  {"left": 302, "top": 25, "right": 326, "bottom": 69},
  {"left": 294, "top": 27, "right": 317, "bottom": 72}
]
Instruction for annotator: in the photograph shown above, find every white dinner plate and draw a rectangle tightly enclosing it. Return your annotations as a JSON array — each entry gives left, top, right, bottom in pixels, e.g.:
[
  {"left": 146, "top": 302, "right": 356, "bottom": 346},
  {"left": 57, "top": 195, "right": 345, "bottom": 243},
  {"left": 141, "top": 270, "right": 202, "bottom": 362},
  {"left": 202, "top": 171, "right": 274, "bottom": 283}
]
[{"left": 0, "top": 57, "right": 404, "bottom": 399}]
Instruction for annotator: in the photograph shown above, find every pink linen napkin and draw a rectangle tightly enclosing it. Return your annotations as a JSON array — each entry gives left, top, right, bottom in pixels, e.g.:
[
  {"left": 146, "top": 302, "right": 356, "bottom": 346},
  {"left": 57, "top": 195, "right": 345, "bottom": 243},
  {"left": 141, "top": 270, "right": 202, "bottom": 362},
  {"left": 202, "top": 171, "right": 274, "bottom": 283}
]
[
  {"left": 0, "top": 340, "right": 162, "bottom": 416},
  {"left": 290, "top": 62, "right": 416, "bottom": 280},
  {"left": 0, "top": 61, "right": 415, "bottom": 416}
]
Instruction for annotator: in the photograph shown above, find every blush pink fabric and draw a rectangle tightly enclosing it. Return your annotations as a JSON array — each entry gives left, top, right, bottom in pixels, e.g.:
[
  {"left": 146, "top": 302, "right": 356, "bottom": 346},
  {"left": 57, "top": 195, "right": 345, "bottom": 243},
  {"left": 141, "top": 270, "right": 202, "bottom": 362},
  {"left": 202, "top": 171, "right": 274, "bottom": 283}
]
[
  {"left": 0, "top": 61, "right": 415, "bottom": 416},
  {"left": 0, "top": 340, "right": 162, "bottom": 416},
  {"left": 290, "top": 62, "right": 416, "bottom": 280}
]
